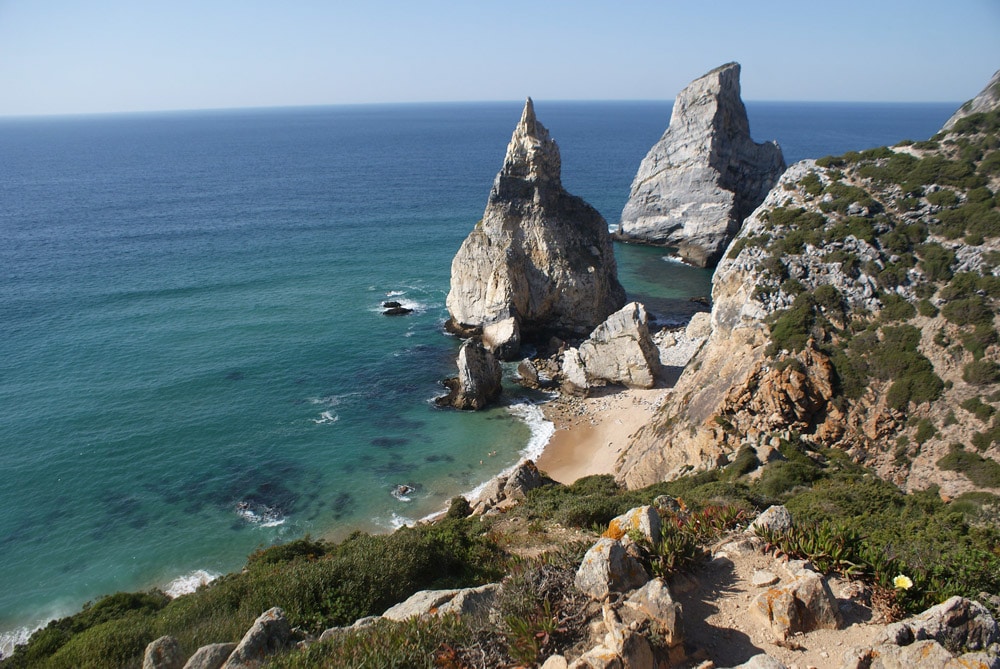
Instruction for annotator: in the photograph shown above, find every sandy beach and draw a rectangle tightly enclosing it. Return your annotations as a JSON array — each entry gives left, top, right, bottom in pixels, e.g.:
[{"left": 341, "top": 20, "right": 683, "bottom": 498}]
[{"left": 536, "top": 385, "right": 669, "bottom": 484}]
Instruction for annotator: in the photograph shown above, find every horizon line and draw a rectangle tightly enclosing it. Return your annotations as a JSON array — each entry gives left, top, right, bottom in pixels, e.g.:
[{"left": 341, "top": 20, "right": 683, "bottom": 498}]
[{"left": 0, "top": 98, "right": 965, "bottom": 121}]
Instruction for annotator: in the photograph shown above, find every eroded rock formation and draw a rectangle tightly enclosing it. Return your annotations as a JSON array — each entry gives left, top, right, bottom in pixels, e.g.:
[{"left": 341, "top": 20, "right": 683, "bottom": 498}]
[
  {"left": 618, "top": 63, "right": 786, "bottom": 267},
  {"left": 941, "top": 67, "right": 1000, "bottom": 131},
  {"left": 446, "top": 98, "right": 626, "bottom": 358},
  {"left": 436, "top": 339, "right": 502, "bottom": 410}
]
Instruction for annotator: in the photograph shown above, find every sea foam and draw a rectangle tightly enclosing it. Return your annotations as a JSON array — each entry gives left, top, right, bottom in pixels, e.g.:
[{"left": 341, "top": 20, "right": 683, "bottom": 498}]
[{"left": 163, "top": 569, "right": 220, "bottom": 598}]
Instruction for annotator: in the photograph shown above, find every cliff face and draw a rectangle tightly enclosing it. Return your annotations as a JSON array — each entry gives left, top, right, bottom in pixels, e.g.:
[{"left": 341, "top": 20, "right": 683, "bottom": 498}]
[
  {"left": 942, "top": 68, "right": 1000, "bottom": 131},
  {"left": 618, "top": 63, "right": 786, "bottom": 267},
  {"left": 446, "top": 99, "right": 626, "bottom": 358},
  {"left": 617, "top": 99, "right": 1000, "bottom": 496}
]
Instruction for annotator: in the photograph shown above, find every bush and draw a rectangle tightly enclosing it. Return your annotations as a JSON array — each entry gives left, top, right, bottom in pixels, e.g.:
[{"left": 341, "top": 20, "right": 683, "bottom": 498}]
[
  {"left": 917, "top": 299, "right": 939, "bottom": 317},
  {"left": 961, "top": 396, "right": 996, "bottom": 422},
  {"left": 963, "top": 359, "right": 1000, "bottom": 386},
  {"left": 917, "top": 243, "right": 956, "bottom": 282},
  {"left": 960, "top": 324, "right": 998, "bottom": 360},
  {"left": 941, "top": 296, "right": 993, "bottom": 327},
  {"left": 879, "top": 293, "right": 916, "bottom": 322},
  {"left": 938, "top": 444, "right": 1000, "bottom": 487}
]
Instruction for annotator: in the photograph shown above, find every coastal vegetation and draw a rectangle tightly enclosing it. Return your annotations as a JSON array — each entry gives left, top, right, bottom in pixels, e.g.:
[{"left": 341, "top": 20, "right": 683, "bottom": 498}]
[{"left": 5, "top": 451, "right": 999, "bottom": 668}]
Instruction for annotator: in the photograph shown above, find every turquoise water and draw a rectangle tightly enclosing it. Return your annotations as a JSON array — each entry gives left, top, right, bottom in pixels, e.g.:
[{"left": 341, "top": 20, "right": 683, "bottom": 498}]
[{"left": 0, "top": 101, "right": 956, "bottom": 649}]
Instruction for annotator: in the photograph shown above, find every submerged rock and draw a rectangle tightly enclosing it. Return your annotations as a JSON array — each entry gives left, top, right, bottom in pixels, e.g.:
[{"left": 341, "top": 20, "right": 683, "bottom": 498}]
[
  {"left": 618, "top": 62, "right": 785, "bottom": 267},
  {"left": 446, "top": 98, "right": 626, "bottom": 358},
  {"left": 436, "top": 339, "right": 502, "bottom": 410}
]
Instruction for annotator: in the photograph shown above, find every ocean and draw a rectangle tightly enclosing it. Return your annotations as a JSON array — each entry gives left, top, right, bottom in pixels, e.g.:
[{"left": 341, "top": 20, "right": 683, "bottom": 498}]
[{"left": 0, "top": 100, "right": 956, "bottom": 652}]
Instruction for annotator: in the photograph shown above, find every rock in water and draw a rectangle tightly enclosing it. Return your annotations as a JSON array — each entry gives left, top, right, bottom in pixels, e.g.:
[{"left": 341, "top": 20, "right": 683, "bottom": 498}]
[
  {"left": 618, "top": 62, "right": 785, "bottom": 267},
  {"left": 942, "top": 67, "right": 1000, "bottom": 131},
  {"left": 436, "top": 339, "right": 502, "bottom": 410},
  {"left": 446, "top": 98, "right": 626, "bottom": 358}
]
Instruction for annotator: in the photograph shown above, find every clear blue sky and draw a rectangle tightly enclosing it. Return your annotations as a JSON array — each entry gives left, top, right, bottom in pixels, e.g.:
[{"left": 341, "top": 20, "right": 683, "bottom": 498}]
[{"left": 1, "top": 0, "right": 998, "bottom": 116}]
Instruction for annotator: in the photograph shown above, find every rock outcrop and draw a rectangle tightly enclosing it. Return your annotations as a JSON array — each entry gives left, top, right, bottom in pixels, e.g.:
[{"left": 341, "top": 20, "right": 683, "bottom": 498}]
[
  {"left": 446, "top": 98, "right": 626, "bottom": 358},
  {"left": 143, "top": 636, "right": 184, "bottom": 669},
  {"left": 579, "top": 302, "right": 662, "bottom": 389},
  {"left": 941, "top": 67, "right": 1000, "bottom": 131},
  {"left": 618, "top": 62, "right": 785, "bottom": 267},
  {"left": 435, "top": 339, "right": 502, "bottom": 410},
  {"left": 560, "top": 302, "right": 662, "bottom": 395},
  {"left": 221, "top": 607, "right": 291, "bottom": 669}
]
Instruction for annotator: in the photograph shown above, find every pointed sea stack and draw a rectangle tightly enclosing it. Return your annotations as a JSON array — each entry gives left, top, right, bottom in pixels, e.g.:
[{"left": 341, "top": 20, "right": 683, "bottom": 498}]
[
  {"left": 618, "top": 63, "right": 786, "bottom": 267},
  {"left": 446, "top": 98, "right": 626, "bottom": 359}
]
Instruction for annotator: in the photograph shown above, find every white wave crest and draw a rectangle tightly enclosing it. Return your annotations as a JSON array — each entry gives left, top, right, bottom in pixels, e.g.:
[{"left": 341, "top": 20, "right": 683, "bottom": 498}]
[
  {"left": 661, "top": 254, "right": 687, "bottom": 265},
  {"left": 507, "top": 400, "right": 556, "bottom": 462},
  {"left": 1, "top": 625, "right": 38, "bottom": 661},
  {"left": 164, "top": 569, "right": 220, "bottom": 598},
  {"left": 312, "top": 410, "right": 339, "bottom": 425}
]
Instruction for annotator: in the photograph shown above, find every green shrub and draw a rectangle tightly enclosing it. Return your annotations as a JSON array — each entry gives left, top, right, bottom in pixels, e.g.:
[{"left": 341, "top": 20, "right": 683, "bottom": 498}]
[
  {"left": 766, "top": 293, "right": 820, "bottom": 356},
  {"left": 926, "top": 189, "right": 958, "bottom": 207},
  {"left": 847, "top": 325, "right": 944, "bottom": 409},
  {"left": 938, "top": 444, "right": 1000, "bottom": 487},
  {"left": 963, "top": 359, "right": 1000, "bottom": 386},
  {"left": 941, "top": 296, "right": 993, "bottom": 327},
  {"left": 960, "top": 324, "right": 998, "bottom": 360},
  {"left": 917, "top": 243, "right": 956, "bottom": 282},
  {"left": 917, "top": 299, "right": 939, "bottom": 317},
  {"left": 961, "top": 396, "right": 996, "bottom": 422},
  {"left": 914, "top": 419, "right": 936, "bottom": 445},
  {"left": 879, "top": 293, "right": 916, "bottom": 322},
  {"left": 799, "top": 171, "right": 824, "bottom": 196}
]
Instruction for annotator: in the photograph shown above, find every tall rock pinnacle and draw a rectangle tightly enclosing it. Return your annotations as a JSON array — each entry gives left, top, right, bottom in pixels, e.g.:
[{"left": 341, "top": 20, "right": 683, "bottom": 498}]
[
  {"left": 618, "top": 63, "right": 786, "bottom": 267},
  {"left": 446, "top": 98, "right": 626, "bottom": 359}
]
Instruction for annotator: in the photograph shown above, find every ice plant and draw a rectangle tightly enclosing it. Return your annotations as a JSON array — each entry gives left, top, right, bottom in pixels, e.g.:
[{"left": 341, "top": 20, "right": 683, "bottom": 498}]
[{"left": 893, "top": 574, "right": 914, "bottom": 590}]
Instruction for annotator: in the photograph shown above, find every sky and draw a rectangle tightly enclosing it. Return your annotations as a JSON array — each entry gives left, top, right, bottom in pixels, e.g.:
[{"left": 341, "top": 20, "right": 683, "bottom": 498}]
[{"left": 1, "top": 0, "right": 999, "bottom": 117}]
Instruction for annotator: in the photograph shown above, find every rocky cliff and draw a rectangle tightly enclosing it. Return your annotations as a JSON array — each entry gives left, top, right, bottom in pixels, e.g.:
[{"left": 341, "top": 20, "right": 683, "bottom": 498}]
[
  {"left": 446, "top": 98, "right": 626, "bottom": 358},
  {"left": 616, "top": 95, "right": 1000, "bottom": 496},
  {"left": 942, "top": 67, "right": 1000, "bottom": 131},
  {"left": 618, "top": 63, "right": 786, "bottom": 267}
]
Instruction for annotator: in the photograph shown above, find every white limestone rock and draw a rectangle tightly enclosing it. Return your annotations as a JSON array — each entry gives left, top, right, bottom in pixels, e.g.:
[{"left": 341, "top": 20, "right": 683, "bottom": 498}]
[
  {"left": 619, "top": 63, "right": 785, "bottom": 267},
  {"left": 942, "top": 68, "right": 1000, "bottom": 131},
  {"left": 578, "top": 302, "right": 661, "bottom": 389},
  {"left": 446, "top": 98, "right": 626, "bottom": 358},
  {"left": 436, "top": 339, "right": 502, "bottom": 410}
]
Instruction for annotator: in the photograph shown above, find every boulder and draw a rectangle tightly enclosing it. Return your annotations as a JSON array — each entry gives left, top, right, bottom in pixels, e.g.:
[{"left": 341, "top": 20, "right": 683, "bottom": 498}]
[
  {"left": 561, "top": 347, "right": 590, "bottom": 396},
  {"left": 578, "top": 302, "right": 661, "bottom": 389},
  {"left": 222, "top": 607, "right": 291, "bottom": 669},
  {"left": 382, "top": 583, "right": 499, "bottom": 621},
  {"left": 622, "top": 578, "right": 683, "bottom": 647},
  {"left": 752, "top": 570, "right": 841, "bottom": 639},
  {"left": 541, "top": 655, "right": 569, "bottom": 669},
  {"left": 446, "top": 98, "right": 626, "bottom": 359},
  {"left": 604, "top": 506, "right": 662, "bottom": 544},
  {"left": 181, "top": 644, "right": 237, "bottom": 669},
  {"left": 143, "top": 636, "right": 184, "bottom": 669},
  {"left": 747, "top": 505, "right": 793, "bottom": 536},
  {"left": 618, "top": 62, "right": 785, "bottom": 267},
  {"left": 482, "top": 317, "right": 520, "bottom": 359},
  {"left": 841, "top": 639, "right": 1000, "bottom": 669},
  {"left": 575, "top": 538, "right": 649, "bottom": 600},
  {"left": 516, "top": 358, "right": 541, "bottom": 388},
  {"left": 942, "top": 68, "right": 1000, "bottom": 131},
  {"left": 878, "top": 596, "right": 999, "bottom": 654},
  {"left": 436, "top": 339, "right": 502, "bottom": 410},
  {"left": 569, "top": 646, "right": 623, "bottom": 669},
  {"left": 502, "top": 460, "right": 543, "bottom": 501},
  {"left": 724, "top": 655, "right": 788, "bottom": 669}
]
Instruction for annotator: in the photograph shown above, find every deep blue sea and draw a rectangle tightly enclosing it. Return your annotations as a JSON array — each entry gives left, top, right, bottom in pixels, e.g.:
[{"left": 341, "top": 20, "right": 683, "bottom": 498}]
[{"left": 0, "top": 100, "right": 956, "bottom": 651}]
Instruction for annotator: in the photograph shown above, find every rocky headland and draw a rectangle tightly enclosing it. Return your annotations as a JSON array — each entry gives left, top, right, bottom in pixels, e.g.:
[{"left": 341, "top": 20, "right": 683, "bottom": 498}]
[
  {"left": 445, "top": 98, "right": 626, "bottom": 360},
  {"left": 617, "top": 62, "right": 786, "bottom": 267},
  {"left": 615, "top": 93, "right": 1000, "bottom": 498},
  {"left": 8, "top": 73, "right": 1000, "bottom": 669}
]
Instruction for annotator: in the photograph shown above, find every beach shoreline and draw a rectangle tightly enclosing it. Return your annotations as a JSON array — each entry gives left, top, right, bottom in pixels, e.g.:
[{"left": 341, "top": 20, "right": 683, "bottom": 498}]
[{"left": 535, "top": 385, "right": 669, "bottom": 485}]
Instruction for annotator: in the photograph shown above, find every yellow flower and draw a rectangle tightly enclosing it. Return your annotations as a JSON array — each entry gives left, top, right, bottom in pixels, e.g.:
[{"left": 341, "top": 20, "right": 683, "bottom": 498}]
[{"left": 893, "top": 574, "right": 913, "bottom": 590}]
